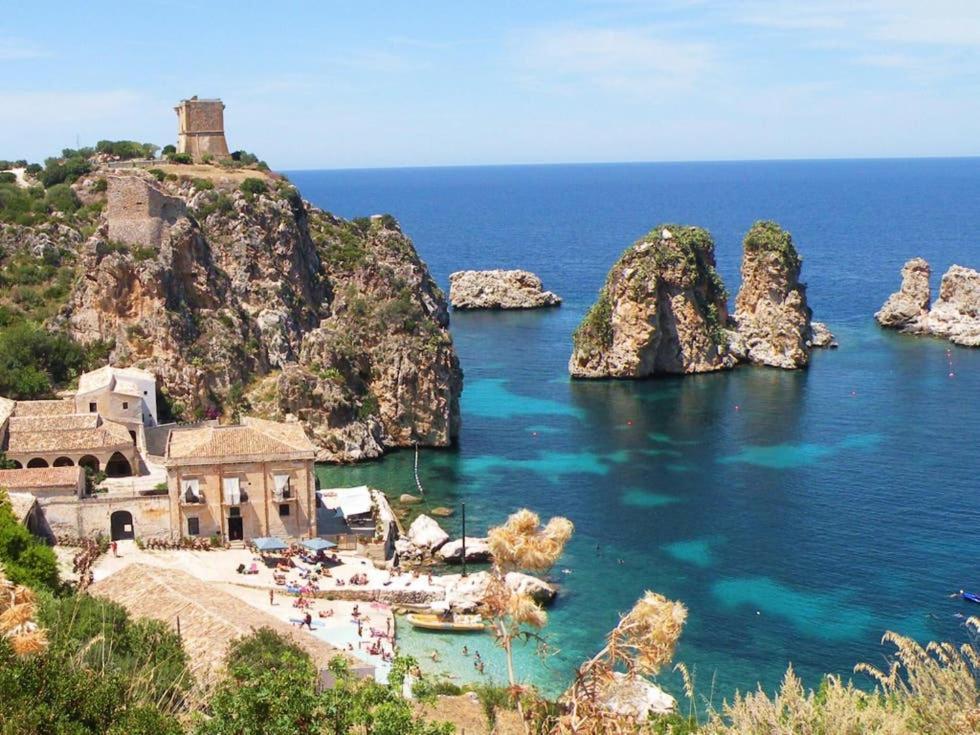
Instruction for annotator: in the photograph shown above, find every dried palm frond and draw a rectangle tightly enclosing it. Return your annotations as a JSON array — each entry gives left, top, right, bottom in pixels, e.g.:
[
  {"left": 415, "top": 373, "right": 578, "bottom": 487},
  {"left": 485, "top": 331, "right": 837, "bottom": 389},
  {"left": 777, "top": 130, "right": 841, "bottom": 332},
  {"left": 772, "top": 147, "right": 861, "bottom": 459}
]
[
  {"left": 488, "top": 509, "right": 574, "bottom": 572},
  {"left": 10, "top": 629, "right": 48, "bottom": 656},
  {"left": 13, "top": 585, "right": 36, "bottom": 606},
  {"left": 604, "top": 591, "right": 687, "bottom": 676},
  {"left": 507, "top": 593, "right": 548, "bottom": 628},
  {"left": 0, "top": 603, "right": 36, "bottom": 633}
]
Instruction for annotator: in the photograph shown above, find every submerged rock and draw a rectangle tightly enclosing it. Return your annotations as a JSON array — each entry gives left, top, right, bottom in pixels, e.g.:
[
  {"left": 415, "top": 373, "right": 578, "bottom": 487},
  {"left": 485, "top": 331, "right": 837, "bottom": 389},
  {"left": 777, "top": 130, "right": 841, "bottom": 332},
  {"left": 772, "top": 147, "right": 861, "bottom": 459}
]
[
  {"left": 569, "top": 225, "right": 733, "bottom": 378},
  {"left": 449, "top": 269, "right": 561, "bottom": 309},
  {"left": 732, "top": 221, "right": 814, "bottom": 369},
  {"left": 875, "top": 257, "right": 931, "bottom": 329}
]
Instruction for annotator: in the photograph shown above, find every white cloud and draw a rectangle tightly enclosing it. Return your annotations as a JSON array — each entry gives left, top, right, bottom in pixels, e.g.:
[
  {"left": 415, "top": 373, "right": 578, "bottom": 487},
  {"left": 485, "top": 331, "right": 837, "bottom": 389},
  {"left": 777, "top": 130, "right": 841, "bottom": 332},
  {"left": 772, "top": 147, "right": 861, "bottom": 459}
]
[
  {"left": 514, "top": 26, "right": 717, "bottom": 95},
  {"left": 0, "top": 36, "right": 48, "bottom": 61}
]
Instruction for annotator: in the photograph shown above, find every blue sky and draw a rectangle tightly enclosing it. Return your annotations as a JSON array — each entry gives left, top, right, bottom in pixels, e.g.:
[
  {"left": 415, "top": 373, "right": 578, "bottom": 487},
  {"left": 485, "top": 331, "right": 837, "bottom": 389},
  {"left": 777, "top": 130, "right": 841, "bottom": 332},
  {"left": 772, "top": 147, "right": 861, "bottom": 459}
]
[{"left": 3, "top": 1, "right": 979, "bottom": 169}]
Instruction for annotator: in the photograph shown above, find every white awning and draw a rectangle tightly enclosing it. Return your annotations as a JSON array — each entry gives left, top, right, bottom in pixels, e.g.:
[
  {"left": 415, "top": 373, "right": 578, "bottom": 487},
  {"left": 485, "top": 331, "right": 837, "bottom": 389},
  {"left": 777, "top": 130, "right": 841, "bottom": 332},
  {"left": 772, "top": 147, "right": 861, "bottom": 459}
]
[{"left": 317, "top": 485, "right": 372, "bottom": 518}]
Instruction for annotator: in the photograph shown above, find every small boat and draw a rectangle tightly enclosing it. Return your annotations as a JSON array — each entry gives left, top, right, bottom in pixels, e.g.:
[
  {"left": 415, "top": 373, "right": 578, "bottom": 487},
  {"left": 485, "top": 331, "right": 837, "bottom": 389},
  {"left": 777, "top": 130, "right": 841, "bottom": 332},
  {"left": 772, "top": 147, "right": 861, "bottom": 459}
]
[
  {"left": 962, "top": 592, "right": 980, "bottom": 604},
  {"left": 406, "top": 613, "right": 486, "bottom": 632}
]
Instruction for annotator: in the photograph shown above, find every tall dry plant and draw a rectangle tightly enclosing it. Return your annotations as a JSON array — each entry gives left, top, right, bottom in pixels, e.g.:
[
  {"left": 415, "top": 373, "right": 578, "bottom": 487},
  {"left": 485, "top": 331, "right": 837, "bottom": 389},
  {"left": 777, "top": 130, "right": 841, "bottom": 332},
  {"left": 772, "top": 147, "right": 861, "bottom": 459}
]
[
  {"left": 0, "top": 562, "right": 48, "bottom": 656},
  {"left": 485, "top": 508, "right": 574, "bottom": 733},
  {"left": 704, "top": 622, "right": 980, "bottom": 735},
  {"left": 554, "top": 591, "right": 687, "bottom": 734}
]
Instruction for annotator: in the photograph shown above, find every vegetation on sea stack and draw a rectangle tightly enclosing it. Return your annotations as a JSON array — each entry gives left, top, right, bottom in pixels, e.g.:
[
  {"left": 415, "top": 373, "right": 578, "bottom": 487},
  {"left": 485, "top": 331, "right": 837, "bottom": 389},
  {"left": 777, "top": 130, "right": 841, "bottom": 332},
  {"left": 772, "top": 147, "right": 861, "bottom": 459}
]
[{"left": 743, "top": 219, "right": 801, "bottom": 268}]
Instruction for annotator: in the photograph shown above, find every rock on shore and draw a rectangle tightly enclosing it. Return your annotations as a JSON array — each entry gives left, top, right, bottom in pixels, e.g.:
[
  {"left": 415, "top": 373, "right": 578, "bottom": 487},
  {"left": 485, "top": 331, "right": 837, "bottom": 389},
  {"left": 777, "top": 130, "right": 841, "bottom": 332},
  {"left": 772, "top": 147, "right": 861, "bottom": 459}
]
[
  {"left": 59, "top": 172, "right": 462, "bottom": 462},
  {"left": 449, "top": 269, "right": 561, "bottom": 310},
  {"left": 569, "top": 225, "right": 733, "bottom": 378},
  {"left": 876, "top": 259, "right": 980, "bottom": 346},
  {"left": 435, "top": 537, "right": 492, "bottom": 564},
  {"left": 570, "top": 221, "right": 835, "bottom": 378}
]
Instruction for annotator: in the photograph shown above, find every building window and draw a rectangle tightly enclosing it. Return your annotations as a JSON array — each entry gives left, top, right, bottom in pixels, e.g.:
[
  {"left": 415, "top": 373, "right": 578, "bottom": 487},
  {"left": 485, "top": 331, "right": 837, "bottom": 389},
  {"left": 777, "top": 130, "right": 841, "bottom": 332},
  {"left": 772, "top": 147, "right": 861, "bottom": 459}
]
[
  {"left": 122, "top": 401, "right": 129, "bottom": 409},
  {"left": 229, "top": 507, "right": 241, "bottom": 518},
  {"left": 279, "top": 504, "right": 290, "bottom": 517},
  {"left": 187, "top": 517, "right": 200, "bottom": 536},
  {"left": 89, "top": 402, "right": 97, "bottom": 412}
]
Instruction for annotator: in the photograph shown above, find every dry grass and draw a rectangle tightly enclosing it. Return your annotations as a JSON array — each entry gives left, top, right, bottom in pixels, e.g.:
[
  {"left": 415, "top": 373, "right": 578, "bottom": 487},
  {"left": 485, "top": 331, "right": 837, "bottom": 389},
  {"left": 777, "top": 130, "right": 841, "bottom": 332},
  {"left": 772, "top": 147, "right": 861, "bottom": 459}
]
[
  {"left": 151, "top": 163, "right": 276, "bottom": 184},
  {"left": 0, "top": 561, "right": 47, "bottom": 656}
]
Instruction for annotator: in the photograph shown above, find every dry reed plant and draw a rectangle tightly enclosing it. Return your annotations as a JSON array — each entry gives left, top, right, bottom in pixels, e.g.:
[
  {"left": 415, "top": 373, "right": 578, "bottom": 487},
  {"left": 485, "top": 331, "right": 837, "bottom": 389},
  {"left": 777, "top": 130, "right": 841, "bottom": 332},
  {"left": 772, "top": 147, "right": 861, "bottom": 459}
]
[
  {"left": 0, "top": 562, "right": 48, "bottom": 656},
  {"left": 553, "top": 591, "right": 688, "bottom": 734},
  {"left": 485, "top": 508, "right": 574, "bottom": 734},
  {"left": 704, "top": 623, "right": 980, "bottom": 735}
]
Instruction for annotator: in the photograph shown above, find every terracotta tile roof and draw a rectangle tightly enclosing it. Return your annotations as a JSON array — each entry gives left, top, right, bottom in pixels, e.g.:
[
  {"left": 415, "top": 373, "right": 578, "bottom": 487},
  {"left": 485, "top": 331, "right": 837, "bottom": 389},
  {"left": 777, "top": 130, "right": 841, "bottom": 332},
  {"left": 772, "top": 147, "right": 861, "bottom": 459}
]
[
  {"left": 89, "top": 564, "right": 347, "bottom": 679},
  {"left": 5, "top": 492, "right": 37, "bottom": 524},
  {"left": 9, "top": 414, "right": 100, "bottom": 432},
  {"left": 8, "top": 420, "right": 133, "bottom": 453},
  {"left": 0, "top": 466, "right": 82, "bottom": 490},
  {"left": 13, "top": 399, "right": 75, "bottom": 417},
  {"left": 167, "top": 416, "right": 314, "bottom": 462}
]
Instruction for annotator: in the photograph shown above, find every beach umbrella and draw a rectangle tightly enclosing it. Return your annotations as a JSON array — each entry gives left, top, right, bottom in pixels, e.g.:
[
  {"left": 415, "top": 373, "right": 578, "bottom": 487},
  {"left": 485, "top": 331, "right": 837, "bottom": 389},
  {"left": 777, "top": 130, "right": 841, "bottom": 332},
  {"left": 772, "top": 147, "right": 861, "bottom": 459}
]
[
  {"left": 252, "top": 537, "right": 288, "bottom": 553},
  {"left": 301, "top": 537, "right": 337, "bottom": 552}
]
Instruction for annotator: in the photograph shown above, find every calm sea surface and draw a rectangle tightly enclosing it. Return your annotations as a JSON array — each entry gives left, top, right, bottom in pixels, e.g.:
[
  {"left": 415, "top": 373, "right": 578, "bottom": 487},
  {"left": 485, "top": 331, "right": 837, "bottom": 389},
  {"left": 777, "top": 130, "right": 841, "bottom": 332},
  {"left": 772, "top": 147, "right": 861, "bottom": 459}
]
[{"left": 289, "top": 160, "right": 980, "bottom": 702}]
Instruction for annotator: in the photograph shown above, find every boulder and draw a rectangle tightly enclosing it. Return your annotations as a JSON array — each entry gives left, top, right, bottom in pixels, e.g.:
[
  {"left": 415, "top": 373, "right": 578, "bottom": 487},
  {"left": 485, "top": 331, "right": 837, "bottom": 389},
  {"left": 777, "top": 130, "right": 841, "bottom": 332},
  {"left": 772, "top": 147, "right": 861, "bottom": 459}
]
[
  {"left": 809, "top": 321, "right": 838, "bottom": 348},
  {"left": 594, "top": 672, "right": 676, "bottom": 718},
  {"left": 407, "top": 514, "right": 449, "bottom": 552},
  {"left": 449, "top": 269, "right": 561, "bottom": 310},
  {"left": 399, "top": 494, "right": 422, "bottom": 505},
  {"left": 875, "top": 258, "right": 932, "bottom": 330},
  {"left": 430, "top": 506, "right": 454, "bottom": 517},
  {"left": 435, "top": 537, "right": 492, "bottom": 564},
  {"left": 505, "top": 571, "right": 558, "bottom": 604},
  {"left": 437, "top": 570, "right": 558, "bottom": 607}
]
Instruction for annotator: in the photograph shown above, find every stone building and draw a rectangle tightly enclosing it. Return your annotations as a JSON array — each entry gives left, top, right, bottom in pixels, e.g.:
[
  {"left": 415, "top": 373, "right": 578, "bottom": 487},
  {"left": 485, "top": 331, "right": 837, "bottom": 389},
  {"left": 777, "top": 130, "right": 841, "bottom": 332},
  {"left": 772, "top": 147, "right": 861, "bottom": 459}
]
[
  {"left": 106, "top": 175, "right": 186, "bottom": 249},
  {"left": 175, "top": 97, "right": 230, "bottom": 160},
  {"left": 165, "top": 417, "right": 318, "bottom": 542}
]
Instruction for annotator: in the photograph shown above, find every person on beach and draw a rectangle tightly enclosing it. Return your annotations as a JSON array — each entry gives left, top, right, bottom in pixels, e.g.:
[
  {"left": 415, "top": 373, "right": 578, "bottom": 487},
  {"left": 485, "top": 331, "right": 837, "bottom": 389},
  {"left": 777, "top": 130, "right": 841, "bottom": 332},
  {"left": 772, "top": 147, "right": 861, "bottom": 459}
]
[
  {"left": 301, "top": 612, "right": 313, "bottom": 630},
  {"left": 357, "top": 619, "right": 363, "bottom": 637},
  {"left": 111, "top": 541, "right": 118, "bottom": 557},
  {"left": 269, "top": 589, "right": 274, "bottom": 606}
]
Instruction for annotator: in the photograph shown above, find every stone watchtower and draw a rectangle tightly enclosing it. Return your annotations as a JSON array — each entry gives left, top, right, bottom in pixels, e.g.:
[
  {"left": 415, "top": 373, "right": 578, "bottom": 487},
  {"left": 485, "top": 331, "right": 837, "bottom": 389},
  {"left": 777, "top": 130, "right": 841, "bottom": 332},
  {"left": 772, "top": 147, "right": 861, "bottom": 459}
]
[{"left": 174, "top": 96, "right": 230, "bottom": 160}]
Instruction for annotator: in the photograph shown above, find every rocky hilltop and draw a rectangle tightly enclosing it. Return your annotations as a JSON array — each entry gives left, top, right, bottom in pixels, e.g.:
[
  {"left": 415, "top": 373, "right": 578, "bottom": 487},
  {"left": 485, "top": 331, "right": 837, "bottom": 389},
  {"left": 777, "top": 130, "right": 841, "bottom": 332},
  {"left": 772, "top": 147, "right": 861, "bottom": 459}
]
[
  {"left": 449, "top": 269, "right": 561, "bottom": 309},
  {"left": 569, "top": 225, "right": 733, "bottom": 378},
  {"left": 570, "top": 221, "right": 834, "bottom": 378},
  {"left": 57, "top": 170, "right": 461, "bottom": 461},
  {"left": 876, "top": 258, "right": 980, "bottom": 346}
]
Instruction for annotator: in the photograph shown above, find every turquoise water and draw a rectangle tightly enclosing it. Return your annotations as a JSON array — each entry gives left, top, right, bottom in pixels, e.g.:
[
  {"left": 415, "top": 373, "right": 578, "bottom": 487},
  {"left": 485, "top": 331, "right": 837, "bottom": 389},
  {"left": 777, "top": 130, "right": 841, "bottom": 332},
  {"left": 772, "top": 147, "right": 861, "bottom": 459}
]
[{"left": 300, "top": 160, "right": 980, "bottom": 702}]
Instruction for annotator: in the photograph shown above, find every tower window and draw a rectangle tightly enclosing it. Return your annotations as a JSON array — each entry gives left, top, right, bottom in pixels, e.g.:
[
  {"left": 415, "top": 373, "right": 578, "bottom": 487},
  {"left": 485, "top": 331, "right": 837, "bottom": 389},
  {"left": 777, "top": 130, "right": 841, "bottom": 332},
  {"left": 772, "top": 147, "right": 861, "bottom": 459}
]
[
  {"left": 89, "top": 402, "right": 97, "bottom": 412},
  {"left": 279, "top": 504, "right": 290, "bottom": 517},
  {"left": 122, "top": 401, "right": 129, "bottom": 410},
  {"left": 187, "top": 517, "right": 200, "bottom": 536}
]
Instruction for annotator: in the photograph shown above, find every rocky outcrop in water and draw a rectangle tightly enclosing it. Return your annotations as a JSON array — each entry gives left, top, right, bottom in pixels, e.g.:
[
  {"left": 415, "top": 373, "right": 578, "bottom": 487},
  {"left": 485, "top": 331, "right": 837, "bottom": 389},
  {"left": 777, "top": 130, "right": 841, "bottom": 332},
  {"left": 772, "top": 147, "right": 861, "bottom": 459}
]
[
  {"left": 570, "top": 221, "right": 835, "bottom": 378},
  {"left": 449, "top": 269, "right": 561, "bottom": 309},
  {"left": 59, "top": 170, "right": 462, "bottom": 461},
  {"left": 569, "top": 225, "right": 733, "bottom": 378},
  {"left": 730, "top": 221, "right": 818, "bottom": 369},
  {"left": 877, "top": 258, "right": 980, "bottom": 346},
  {"left": 875, "top": 258, "right": 931, "bottom": 329}
]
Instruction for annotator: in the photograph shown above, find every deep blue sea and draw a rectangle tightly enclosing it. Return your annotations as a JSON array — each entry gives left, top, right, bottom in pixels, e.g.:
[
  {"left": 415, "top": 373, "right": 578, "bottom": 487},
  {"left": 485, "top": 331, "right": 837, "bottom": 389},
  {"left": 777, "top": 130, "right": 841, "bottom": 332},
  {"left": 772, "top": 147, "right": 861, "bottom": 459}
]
[{"left": 291, "top": 159, "right": 980, "bottom": 704}]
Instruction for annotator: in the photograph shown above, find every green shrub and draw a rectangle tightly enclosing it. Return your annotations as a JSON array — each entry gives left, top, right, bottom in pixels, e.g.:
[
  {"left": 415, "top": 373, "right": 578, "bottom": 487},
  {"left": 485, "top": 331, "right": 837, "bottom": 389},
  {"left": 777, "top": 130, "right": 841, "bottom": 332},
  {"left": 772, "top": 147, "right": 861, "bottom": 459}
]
[
  {"left": 147, "top": 168, "right": 166, "bottom": 182},
  {"left": 91, "top": 177, "right": 108, "bottom": 193},
  {"left": 25, "top": 163, "right": 42, "bottom": 176},
  {"left": 357, "top": 393, "right": 380, "bottom": 420},
  {"left": 0, "top": 489, "right": 59, "bottom": 591},
  {"left": 239, "top": 177, "right": 267, "bottom": 195},
  {"left": 166, "top": 152, "right": 193, "bottom": 164},
  {"left": 191, "top": 177, "right": 214, "bottom": 191},
  {"left": 44, "top": 183, "right": 80, "bottom": 214},
  {"left": 743, "top": 219, "right": 801, "bottom": 268},
  {"left": 161, "top": 144, "right": 176, "bottom": 156},
  {"left": 0, "top": 322, "right": 95, "bottom": 399},
  {"left": 131, "top": 245, "right": 157, "bottom": 262},
  {"left": 95, "top": 140, "right": 159, "bottom": 160},
  {"left": 40, "top": 156, "right": 91, "bottom": 187},
  {"left": 573, "top": 291, "right": 613, "bottom": 353},
  {"left": 0, "top": 172, "right": 15, "bottom": 184}
]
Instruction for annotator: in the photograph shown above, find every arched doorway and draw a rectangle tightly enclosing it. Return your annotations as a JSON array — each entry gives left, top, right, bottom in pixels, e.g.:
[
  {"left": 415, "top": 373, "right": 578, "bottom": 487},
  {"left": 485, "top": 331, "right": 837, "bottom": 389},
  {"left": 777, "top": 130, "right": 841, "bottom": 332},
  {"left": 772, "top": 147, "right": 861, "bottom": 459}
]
[
  {"left": 10, "top": 460, "right": 22, "bottom": 469},
  {"left": 105, "top": 452, "right": 133, "bottom": 478},
  {"left": 110, "top": 510, "right": 134, "bottom": 540},
  {"left": 26, "top": 458, "right": 49, "bottom": 468},
  {"left": 53, "top": 457, "right": 74, "bottom": 467},
  {"left": 78, "top": 455, "right": 99, "bottom": 472}
]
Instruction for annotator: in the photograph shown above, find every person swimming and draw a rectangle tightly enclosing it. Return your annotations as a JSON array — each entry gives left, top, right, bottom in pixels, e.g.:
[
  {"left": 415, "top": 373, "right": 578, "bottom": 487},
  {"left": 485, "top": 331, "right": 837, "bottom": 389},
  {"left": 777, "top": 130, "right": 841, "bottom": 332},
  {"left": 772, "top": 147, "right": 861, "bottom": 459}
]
[{"left": 462, "top": 645, "right": 469, "bottom": 656}]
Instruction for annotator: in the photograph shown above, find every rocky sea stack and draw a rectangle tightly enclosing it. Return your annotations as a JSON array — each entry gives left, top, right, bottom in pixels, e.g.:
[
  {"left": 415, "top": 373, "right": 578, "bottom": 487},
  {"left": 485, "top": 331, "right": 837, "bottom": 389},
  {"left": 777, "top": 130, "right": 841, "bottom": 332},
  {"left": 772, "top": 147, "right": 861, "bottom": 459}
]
[
  {"left": 449, "top": 269, "right": 561, "bottom": 309},
  {"left": 876, "top": 258, "right": 980, "bottom": 346},
  {"left": 58, "top": 171, "right": 462, "bottom": 461},
  {"left": 570, "top": 221, "right": 834, "bottom": 378},
  {"left": 569, "top": 225, "right": 732, "bottom": 378}
]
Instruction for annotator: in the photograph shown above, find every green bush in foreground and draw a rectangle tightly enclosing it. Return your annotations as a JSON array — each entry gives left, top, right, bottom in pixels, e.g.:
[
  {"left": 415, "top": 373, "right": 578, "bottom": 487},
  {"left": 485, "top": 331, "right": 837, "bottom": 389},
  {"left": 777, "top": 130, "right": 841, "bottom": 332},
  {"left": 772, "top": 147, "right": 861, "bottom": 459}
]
[{"left": 0, "top": 489, "right": 59, "bottom": 591}]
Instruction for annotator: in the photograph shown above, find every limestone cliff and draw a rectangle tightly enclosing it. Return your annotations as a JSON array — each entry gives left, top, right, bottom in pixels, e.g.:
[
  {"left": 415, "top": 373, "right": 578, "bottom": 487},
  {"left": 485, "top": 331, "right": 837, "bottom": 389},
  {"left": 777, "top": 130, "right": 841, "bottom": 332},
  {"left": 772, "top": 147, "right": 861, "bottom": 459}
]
[
  {"left": 59, "top": 171, "right": 462, "bottom": 461},
  {"left": 875, "top": 258, "right": 931, "bottom": 329},
  {"left": 877, "top": 258, "right": 980, "bottom": 347},
  {"left": 449, "top": 269, "right": 561, "bottom": 309},
  {"left": 569, "top": 225, "right": 733, "bottom": 378},
  {"left": 731, "top": 220, "right": 814, "bottom": 369}
]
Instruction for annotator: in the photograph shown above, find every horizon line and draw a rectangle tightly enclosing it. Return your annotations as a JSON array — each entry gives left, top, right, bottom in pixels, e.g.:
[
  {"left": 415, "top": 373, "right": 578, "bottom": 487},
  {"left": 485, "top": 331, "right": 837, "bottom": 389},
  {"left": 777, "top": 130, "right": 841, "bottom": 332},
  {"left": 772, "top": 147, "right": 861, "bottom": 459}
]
[{"left": 281, "top": 153, "right": 980, "bottom": 174}]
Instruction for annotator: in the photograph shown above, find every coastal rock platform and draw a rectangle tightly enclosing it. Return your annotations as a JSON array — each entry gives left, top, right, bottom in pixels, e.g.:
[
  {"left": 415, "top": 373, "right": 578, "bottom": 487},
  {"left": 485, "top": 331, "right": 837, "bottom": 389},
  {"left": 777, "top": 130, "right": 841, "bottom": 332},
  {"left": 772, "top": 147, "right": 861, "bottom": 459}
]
[{"left": 449, "top": 269, "right": 561, "bottom": 310}]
